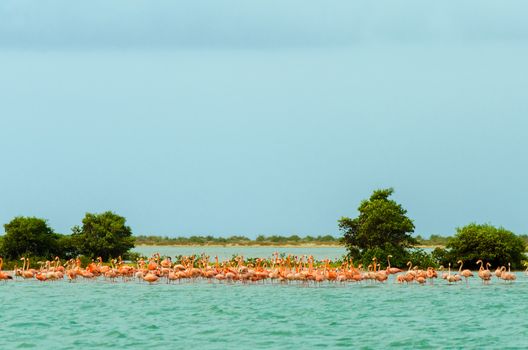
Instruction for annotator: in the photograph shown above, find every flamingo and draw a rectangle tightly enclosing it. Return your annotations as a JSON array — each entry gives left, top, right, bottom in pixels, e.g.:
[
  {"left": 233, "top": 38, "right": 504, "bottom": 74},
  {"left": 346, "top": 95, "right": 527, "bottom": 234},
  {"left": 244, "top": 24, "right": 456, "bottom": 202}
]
[
  {"left": 104, "top": 259, "right": 118, "bottom": 281},
  {"left": 457, "top": 260, "right": 473, "bottom": 285},
  {"left": 426, "top": 267, "right": 437, "bottom": 284},
  {"left": 500, "top": 263, "right": 516, "bottom": 282},
  {"left": 0, "top": 257, "right": 13, "bottom": 281},
  {"left": 142, "top": 270, "right": 160, "bottom": 284},
  {"left": 495, "top": 266, "right": 503, "bottom": 278},
  {"left": 438, "top": 265, "right": 448, "bottom": 280},
  {"left": 374, "top": 263, "right": 388, "bottom": 282},
  {"left": 416, "top": 275, "right": 426, "bottom": 284},
  {"left": 66, "top": 259, "right": 78, "bottom": 282},
  {"left": 167, "top": 263, "right": 180, "bottom": 283},
  {"left": 403, "top": 262, "right": 415, "bottom": 283},
  {"left": 20, "top": 257, "right": 35, "bottom": 279},
  {"left": 446, "top": 263, "right": 458, "bottom": 284},
  {"left": 386, "top": 255, "right": 402, "bottom": 274},
  {"left": 476, "top": 260, "right": 492, "bottom": 284}
]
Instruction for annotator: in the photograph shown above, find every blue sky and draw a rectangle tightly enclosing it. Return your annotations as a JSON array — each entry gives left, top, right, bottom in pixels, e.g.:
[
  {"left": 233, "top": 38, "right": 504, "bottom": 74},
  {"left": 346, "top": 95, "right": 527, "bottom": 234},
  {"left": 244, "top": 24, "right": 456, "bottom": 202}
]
[{"left": 1, "top": 1, "right": 527, "bottom": 237}]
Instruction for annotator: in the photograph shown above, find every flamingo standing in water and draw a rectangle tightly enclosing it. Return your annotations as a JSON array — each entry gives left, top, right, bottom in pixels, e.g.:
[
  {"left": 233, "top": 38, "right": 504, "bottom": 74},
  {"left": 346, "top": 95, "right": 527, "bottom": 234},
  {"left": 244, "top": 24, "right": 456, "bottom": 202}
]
[
  {"left": 386, "top": 255, "right": 402, "bottom": 274},
  {"left": 65, "top": 259, "right": 78, "bottom": 282},
  {"left": 500, "top": 263, "right": 516, "bottom": 282},
  {"left": 495, "top": 266, "right": 503, "bottom": 279},
  {"left": 403, "top": 261, "right": 416, "bottom": 283},
  {"left": 446, "top": 263, "right": 458, "bottom": 284},
  {"left": 0, "top": 257, "right": 13, "bottom": 281},
  {"left": 142, "top": 270, "right": 159, "bottom": 283},
  {"left": 20, "top": 257, "right": 35, "bottom": 279},
  {"left": 426, "top": 267, "right": 437, "bottom": 284},
  {"left": 457, "top": 260, "right": 473, "bottom": 286},
  {"left": 476, "top": 260, "right": 492, "bottom": 284}
]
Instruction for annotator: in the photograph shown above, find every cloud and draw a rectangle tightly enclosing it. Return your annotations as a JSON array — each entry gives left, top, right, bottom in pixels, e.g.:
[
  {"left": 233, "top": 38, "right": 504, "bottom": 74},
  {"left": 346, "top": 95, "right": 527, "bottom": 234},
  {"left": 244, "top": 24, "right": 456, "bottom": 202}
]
[{"left": 1, "top": 0, "right": 528, "bottom": 49}]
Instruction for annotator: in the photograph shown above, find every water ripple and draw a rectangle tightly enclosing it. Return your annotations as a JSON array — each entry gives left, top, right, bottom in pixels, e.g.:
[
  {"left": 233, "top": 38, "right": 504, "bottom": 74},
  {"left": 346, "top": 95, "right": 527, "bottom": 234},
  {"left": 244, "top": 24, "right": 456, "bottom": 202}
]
[{"left": 1, "top": 275, "right": 528, "bottom": 349}]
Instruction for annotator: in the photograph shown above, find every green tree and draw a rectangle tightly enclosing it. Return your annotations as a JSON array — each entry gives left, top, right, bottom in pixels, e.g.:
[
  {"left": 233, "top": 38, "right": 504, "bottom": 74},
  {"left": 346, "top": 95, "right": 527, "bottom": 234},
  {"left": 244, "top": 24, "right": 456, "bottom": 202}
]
[
  {"left": 71, "top": 211, "right": 135, "bottom": 260},
  {"left": 56, "top": 234, "right": 79, "bottom": 259},
  {"left": 445, "top": 223, "right": 526, "bottom": 269},
  {"left": 339, "top": 188, "right": 416, "bottom": 266},
  {"left": 2, "top": 216, "right": 60, "bottom": 259}
]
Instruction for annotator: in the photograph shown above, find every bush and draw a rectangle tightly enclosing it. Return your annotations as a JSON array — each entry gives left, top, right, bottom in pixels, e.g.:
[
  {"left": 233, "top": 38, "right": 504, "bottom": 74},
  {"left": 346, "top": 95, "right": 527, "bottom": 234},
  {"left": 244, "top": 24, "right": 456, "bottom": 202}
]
[
  {"left": 56, "top": 234, "right": 79, "bottom": 259},
  {"left": 359, "top": 244, "right": 408, "bottom": 268},
  {"left": 339, "top": 188, "right": 416, "bottom": 267},
  {"left": 123, "top": 251, "right": 142, "bottom": 262},
  {"left": 71, "top": 211, "right": 135, "bottom": 260},
  {"left": 446, "top": 223, "right": 526, "bottom": 270},
  {"left": 2, "top": 217, "right": 60, "bottom": 260},
  {"left": 431, "top": 247, "right": 455, "bottom": 267},
  {"left": 407, "top": 249, "right": 438, "bottom": 268}
]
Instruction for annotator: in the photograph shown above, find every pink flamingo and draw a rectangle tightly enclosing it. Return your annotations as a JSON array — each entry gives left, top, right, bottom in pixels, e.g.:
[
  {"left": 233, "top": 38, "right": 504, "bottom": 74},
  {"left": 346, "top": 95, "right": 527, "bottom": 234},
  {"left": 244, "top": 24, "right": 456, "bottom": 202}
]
[
  {"left": 457, "top": 260, "right": 474, "bottom": 285},
  {"left": 0, "top": 258, "right": 13, "bottom": 281},
  {"left": 476, "top": 260, "right": 492, "bottom": 284}
]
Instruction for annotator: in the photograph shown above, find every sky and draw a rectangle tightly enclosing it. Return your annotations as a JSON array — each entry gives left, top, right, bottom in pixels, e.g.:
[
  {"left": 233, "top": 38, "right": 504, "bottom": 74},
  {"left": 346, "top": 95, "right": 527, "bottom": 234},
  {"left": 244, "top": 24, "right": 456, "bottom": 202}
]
[{"left": 1, "top": 1, "right": 528, "bottom": 237}]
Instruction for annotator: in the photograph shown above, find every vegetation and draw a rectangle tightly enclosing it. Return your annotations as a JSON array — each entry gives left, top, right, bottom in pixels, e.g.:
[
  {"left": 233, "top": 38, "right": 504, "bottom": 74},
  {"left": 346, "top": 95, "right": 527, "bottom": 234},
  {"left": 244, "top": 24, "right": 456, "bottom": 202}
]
[
  {"left": 339, "top": 188, "right": 417, "bottom": 267},
  {"left": 134, "top": 234, "right": 339, "bottom": 246},
  {"left": 71, "top": 211, "right": 135, "bottom": 260},
  {"left": 432, "top": 223, "right": 526, "bottom": 269},
  {"left": 1, "top": 217, "right": 61, "bottom": 260},
  {"left": 0, "top": 211, "right": 135, "bottom": 262},
  {"left": 415, "top": 234, "right": 450, "bottom": 247},
  {"left": 1, "top": 189, "right": 527, "bottom": 270},
  {"left": 338, "top": 189, "right": 527, "bottom": 269}
]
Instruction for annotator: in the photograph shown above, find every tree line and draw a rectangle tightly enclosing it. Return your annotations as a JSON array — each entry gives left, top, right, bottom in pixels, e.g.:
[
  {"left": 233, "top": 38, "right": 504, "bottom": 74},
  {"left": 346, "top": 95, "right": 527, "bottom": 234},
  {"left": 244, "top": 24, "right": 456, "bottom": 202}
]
[
  {"left": 2, "top": 188, "right": 527, "bottom": 269},
  {"left": 414, "top": 233, "right": 528, "bottom": 247},
  {"left": 135, "top": 234, "right": 339, "bottom": 246},
  {"left": 339, "top": 188, "right": 527, "bottom": 269},
  {"left": 0, "top": 211, "right": 135, "bottom": 262}
]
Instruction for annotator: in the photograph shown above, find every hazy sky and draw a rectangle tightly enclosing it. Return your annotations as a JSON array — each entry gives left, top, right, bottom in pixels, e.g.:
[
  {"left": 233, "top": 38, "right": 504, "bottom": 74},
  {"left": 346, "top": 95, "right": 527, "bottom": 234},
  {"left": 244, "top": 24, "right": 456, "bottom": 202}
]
[{"left": 1, "top": 1, "right": 527, "bottom": 237}]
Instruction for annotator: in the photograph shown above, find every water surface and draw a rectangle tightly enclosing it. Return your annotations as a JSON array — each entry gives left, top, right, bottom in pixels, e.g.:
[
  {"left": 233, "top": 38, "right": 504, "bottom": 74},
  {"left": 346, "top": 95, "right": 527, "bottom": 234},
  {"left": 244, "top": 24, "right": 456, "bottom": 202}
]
[
  {"left": 1, "top": 274, "right": 527, "bottom": 349},
  {"left": 134, "top": 245, "right": 347, "bottom": 261}
]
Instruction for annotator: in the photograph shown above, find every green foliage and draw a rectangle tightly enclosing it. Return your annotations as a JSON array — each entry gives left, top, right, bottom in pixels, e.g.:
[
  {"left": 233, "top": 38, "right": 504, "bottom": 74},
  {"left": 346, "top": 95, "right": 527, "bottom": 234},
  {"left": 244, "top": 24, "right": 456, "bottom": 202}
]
[
  {"left": 1, "top": 217, "right": 61, "bottom": 259},
  {"left": 430, "top": 247, "right": 455, "bottom": 267},
  {"left": 134, "top": 234, "right": 339, "bottom": 246},
  {"left": 407, "top": 249, "right": 438, "bottom": 268},
  {"left": 415, "top": 234, "right": 451, "bottom": 247},
  {"left": 519, "top": 234, "right": 528, "bottom": 246},
  {"left": 56, "top": 234, "right": 79, "bottom": 259},
  {"left": 71, "top": 211, "right": 135, "bottom": 260},
  {"left": 358, "top": 244, "right": 406, "bottom": 268},
  {"left": 339, "top": 188, "right": 416, "bottom": 266},
  {"left": 444, "top": 223, "right": 526, "bottom": 269},
  {"left": 123, "top": 251, "right": 142, "bottom": 262}
]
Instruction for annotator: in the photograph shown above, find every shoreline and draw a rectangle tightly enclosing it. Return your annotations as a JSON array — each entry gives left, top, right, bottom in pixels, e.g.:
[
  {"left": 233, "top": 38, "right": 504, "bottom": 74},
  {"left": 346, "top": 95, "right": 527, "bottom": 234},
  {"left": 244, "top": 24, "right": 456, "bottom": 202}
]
[
  {"left": 135, "top": 243, "right": 444, "bottom": 249},
  {"left": 135, "top": 243, "right": 343, "bottom": 248}
]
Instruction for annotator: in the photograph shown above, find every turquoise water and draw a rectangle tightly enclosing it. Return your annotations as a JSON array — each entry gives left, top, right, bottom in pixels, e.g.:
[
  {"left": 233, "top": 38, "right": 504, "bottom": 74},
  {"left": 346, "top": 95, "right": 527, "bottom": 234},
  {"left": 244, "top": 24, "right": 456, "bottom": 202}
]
[
  {"left": 134, "top": 245, "right": 347, "bottom": 261},
  {"left": 1, "top": 274, "right": 527, "bottom": 349}
]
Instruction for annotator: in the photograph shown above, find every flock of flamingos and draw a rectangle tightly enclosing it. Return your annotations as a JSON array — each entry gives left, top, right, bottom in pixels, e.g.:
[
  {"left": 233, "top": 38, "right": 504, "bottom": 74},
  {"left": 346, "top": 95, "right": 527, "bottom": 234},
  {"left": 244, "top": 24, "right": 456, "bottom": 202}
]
[{"left": 0, "top": 254, "right": 527, "bottom": 285}]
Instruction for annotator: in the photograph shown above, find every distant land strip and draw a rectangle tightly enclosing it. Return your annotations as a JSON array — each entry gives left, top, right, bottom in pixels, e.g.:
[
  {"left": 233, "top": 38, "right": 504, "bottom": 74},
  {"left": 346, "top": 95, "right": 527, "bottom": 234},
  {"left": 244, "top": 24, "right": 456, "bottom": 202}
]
[{"left": 134, "top": 234, "right": 487, "bottom": 247}]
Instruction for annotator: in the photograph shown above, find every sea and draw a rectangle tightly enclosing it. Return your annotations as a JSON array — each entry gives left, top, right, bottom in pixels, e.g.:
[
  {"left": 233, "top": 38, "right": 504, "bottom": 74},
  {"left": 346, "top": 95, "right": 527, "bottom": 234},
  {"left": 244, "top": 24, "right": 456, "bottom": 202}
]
[{"left": 1, "top": 246, "right": 526, "bottom": 349}]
